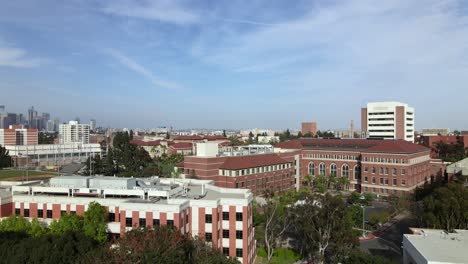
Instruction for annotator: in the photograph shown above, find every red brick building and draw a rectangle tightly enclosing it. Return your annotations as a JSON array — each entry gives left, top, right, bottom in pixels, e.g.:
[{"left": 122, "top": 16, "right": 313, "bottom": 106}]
[
  {"left": 0, "top": 125, "right": 38, "bottom": 146},
  {"left": 276, "top": 139, "right": 445, "bottom": 196},
  {"left": 184, "top": 151, "right": 297, "bottom": 196},
  {"left": 419, "top": 135, "right": 468, "bottom": 158},
  {"left": 301, "top": 122, "right": 317, "bottom": 136}
]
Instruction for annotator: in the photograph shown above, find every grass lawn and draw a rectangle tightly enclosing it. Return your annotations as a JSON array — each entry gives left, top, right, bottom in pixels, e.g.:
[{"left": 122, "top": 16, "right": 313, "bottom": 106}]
[
  {"left": 256, "top": 248, "right": 301, "bottom": 264},
  {"left": 0, "top": 169, "right": 57, "bottom": 180}
]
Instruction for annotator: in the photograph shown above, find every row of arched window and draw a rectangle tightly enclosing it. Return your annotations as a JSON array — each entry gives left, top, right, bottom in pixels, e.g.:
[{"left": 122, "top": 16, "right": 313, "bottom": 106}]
[{"left": 308, "top": 162, "right": 358, "bottom": 177}]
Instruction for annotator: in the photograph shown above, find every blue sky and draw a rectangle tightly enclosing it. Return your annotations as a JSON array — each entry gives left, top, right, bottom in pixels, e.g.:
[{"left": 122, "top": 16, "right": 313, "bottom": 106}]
[{"left": 0, "top": 0, "right": 467, "bottom": 130}]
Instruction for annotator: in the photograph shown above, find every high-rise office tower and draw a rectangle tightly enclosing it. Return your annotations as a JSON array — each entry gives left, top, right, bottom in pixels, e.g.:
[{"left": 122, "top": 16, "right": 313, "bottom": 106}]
[{"left": 361, "top": 102, "right": 415, "bottom": 142}]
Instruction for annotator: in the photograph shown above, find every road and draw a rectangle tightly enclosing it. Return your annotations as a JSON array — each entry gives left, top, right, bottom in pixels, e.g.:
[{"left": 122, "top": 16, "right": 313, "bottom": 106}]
[{"left": 360, "top": 214, "right": 418, "bottom": 263}]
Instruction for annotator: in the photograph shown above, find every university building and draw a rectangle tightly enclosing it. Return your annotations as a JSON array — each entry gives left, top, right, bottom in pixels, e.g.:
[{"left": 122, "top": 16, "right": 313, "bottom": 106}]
[
  {"left": 183, "top": 143, "right": 299, "bottom": 196},
  {"left": 1, "top": 176, "right": 255, "bottom": 264},
  {"left": 276, "top": 138, "right": 445, "bottom": 196}
]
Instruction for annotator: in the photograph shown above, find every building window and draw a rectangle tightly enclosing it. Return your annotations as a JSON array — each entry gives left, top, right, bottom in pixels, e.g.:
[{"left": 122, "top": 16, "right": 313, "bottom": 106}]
[
  {"left": 205, "top": 214, "right": 212, "bottom": 223},
  {"left": 393, "top": 179, "right": 397, "bottom": 186},
  {"left": 379, "top": 178, "right": 384, "bottom": 184},
  {"left": 223, "top": 212, "right": 229, "bottom": 220},
  {"left": 46, "top": 210, "right": 53, "bottom": 219},
  {"left": 236, "top": 212, "right": 242, "bottom": 221},
  {"left": 109, "top": 212, "right": 115, "bottom": 222},
  {"left": 125, "top": 218, "right": 132, "bottom": 227},
  {"left": 223, "top": 229, "right": 229, "bottom": 238},
  {"left": 379, "top": 167, "right": 383, "bottom": 174},
  {"left": 385, "top": 178, "right": 389, "bottom": 185},
  {"left": 385, "top": 168, "right": 389, "bottom": 175},
  {"left": 167, "top": 220, "right": 174, "bottom": 226},
  {"left": 393, "top": 168, "right": 397, "bottom": 175},
  {"left": 223, "top": 247, "right": 229, "bottom": 256},
  {"left": 308, "top": 162, "right": 315, "bottom": 176},
  {"left": 15, "top": 208, "right": 20, "bottom": 216},
  {"left": 38, "top": 209, "right": 43, "bottom": 218},
  {"left": 330, "top": 163, "right": 337, "bottom": 176},
  {"left": 401, "top": 179, "right": 406, "bottom": 185},
  {"left": 341, "top": 164, "right": 349, "bottom": 177},
  {"left": 24, "top": 209, "right": 30, "bottom": 217},
  {"left": 372, "top": 177, "right": 376, "bottom": 184},
  {"left": 372, "top": 167, "right": 376, "bottom": 174},
  {"left": 401, "top": 169, "right": 406, "bottom": 175},
  {"left": 364, "top": 176, "right": 368, "bottom": 182},
  {"left": 235, "top": 182, "right": 240, "bottom": 188},
  {"left": 319, "top": 163, "right": 326, "bottom": 176},
  {"left": 236, "top": 230, "right": 243, "bottom": 239},
  {"left": 139, "top": 218, "right": 146, "bottom": 227},
  {"left": 153, "top": 219, "right": 160, "bottom": 226},
  {"left": 205, "top": 232, "right": 212, "bottom": 242},
  {"left": 236, "top": 248, "right": 243, "bottom": 257}
]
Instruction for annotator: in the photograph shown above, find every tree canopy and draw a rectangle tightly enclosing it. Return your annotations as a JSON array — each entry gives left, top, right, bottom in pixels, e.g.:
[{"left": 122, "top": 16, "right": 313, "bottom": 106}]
[{"left": 0, "top": 144, "right": 12, "bottom": 169}]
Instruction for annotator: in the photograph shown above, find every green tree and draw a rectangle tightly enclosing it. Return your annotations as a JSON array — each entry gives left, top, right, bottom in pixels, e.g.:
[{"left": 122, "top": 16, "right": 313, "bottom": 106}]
[
  {"left": 29, "top": 219, "right": 47, "bottom": 238},
  {"left": 0, "top": 144, "right": 12, "bottom": 169},
  {"left": 166, "top": 132, "right": 170, "bottom": 139},
  {"left": 263, "top": 198, "right": 290, "bottom": 262},
  {"left": 422, "top": 183, "right": 468, "bottom": 232},
  {"left": 83, "top": 202, "right": 107, "bottom": 243},
  {"left": 50, "top": 214, "right": 83, "bottom": 235},
  {"left": 289, "top": 194, "right": 358, "bottom": 263},
  {"left": 222, "top": 130, "right": 227, "bottom": 137},
  {"left": 247, "top": 131, "right": 255, "bottom": 144}
]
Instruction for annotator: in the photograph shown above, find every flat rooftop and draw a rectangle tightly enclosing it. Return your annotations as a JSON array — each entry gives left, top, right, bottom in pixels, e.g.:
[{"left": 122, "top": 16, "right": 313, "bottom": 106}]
[{"left": 405, "top": 229, "right": 468, "bottom": 263}]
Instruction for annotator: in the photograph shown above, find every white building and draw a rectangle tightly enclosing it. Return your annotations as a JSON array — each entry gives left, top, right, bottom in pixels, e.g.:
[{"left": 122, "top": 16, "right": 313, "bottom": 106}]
[
  {"left": 403, "top": 228, "right": 468, "bottom": 264},
  {"left": 59, "top": 121, "right": 90, "bottom": 144},
  {"left": 362, "top": 102, "right": 415, "bottom": 142},
  {"left": 89, "top": 119, "right": 96, "bottom": 131}
]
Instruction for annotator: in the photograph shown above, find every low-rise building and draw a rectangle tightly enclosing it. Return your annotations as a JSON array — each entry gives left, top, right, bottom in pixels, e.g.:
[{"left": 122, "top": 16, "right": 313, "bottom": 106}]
[
  {"left": 421, "top": 128, "right": 450, "bottom": 136},
  {"left": 276, "top": 138, "right": 445, "bottom": 196},
  {"left": 6, "top": 143, "right": 101, "bottom": 167},
  {"left": 403, "top": 228, "right": 468, "bottom": 264},
  {"left": 183, "top": 143, "right": 299, "bottom": 195},
  {"left": 1, "top": 175, "right": 255, "bottom": 264}
]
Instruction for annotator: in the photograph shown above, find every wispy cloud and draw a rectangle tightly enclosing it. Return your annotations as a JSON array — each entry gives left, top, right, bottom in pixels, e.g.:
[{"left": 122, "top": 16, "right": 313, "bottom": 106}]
[
  {"left": 0, "top": 40, "right": 47, "bottom": 68},
  {"left": 100, "top": 0, "right": 198, "bottom": 25},
  {"left": 106, "top": 49, "right": 182, "bottom": 91}
]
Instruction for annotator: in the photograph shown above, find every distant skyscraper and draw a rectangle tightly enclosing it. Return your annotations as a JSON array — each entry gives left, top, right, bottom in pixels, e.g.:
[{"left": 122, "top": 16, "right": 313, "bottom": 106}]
[
  {"left": 89, "top": 119, "right": 96, "bottom": 131},
  {"left": 59, "top": 121, "right": 90, "bottom": 144},
  {"left": 0, "top": 105, "right": 6, "bottom": 129},
  {"left": 361, "top": 101, "right": 415, "bottom": 142},
  {"left": 28, "top": 106, "right": 37, "bottom": 128}
]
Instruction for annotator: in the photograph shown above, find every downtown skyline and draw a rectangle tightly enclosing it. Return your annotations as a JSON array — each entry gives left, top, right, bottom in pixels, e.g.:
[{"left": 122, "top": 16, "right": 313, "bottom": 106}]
[{"left": 1, "top": 0, "right": 468, "bottom": 130}]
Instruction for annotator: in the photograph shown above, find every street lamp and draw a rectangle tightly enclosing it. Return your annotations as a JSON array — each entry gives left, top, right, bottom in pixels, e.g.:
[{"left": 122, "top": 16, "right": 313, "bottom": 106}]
[{"left": 361, "top": 205, "right": 366, "bottom": 237}]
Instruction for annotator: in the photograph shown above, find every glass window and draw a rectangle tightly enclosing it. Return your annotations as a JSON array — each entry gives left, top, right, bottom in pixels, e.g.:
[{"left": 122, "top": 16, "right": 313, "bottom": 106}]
[
  {"left": 167, "top": 220, "right": 174, "bottom": 226},
  {"left": 319, "top": 163, "right": 326, "bottom": 176},
  {"left": 308, "top": 162, "right": 315, "bottom": 176},
  {"left": 109, "top": 212, "right": 115, "bottom": 222},
  {"left": 330, "top": 164, "right": 337, "bottom": 176},
  {"left": 236, "top": 248, "right": 243, "bottom": 257},
  {"left": 364, "top": 176, "right": 368, "bottom": 182},
  {"left": 24, "top": 209, "right": 30, "bottom": 217},
  {"left": 379, "top": 178, "right": 384, "bottom": 184},
  {"left": 372, "top": 177, "right": 376, "bottom": 184},
  {"left": 139, "top": 218, "right": 146, "bottom": 227},
  {"left": 46, "top": 210, "right": 53, "bottom": 219},
  {"left": 205, "top": 232, "right": 212, "bottom": 242},
  {"left": 38, "top": 209, "right": 43, "bottom": 218},
  {"left": 223, "top": 229, "right": 229, "bottom": 238},
  {"left": 393, "top": 168, "right": 397, "bottom": 175},
  {"left": 153, "top": 219, "right": 160, "bottom": 226},
  {"left": 372, "top": 167, "right": 376, "bottom": 174},
  {"left": 341, "top": 164, "right": 349, "bottom": 177},
  {"left": 205, "top": 214, "right": 212, "bottom": 223},
  {"left": 385, "top": 168, "right": 389, "bottom": 175},
  {"left": 223, "top": 212, "right": 229, "bottom": 220},
  {"left": 125, "top": 217, "right": 132, "bottom": 227},
  {"left": 401, "top": 179, "right": 406, "bottom": 185},
  {"left": 236, "top": 212, "right": 242, "bottom": 221},
  {"left": 223, "top": 247, "right": 229, "bottom": 256},
  {"left": 236, "top": 230, "right": 243, "bottom": 239},
  {"left": 401, "top": 169, "right": 406, "bottom": 175},
  {"left": 364, "top": 167, "right": 368, "bottom": 172},
  {"left": 393, "top": 179, "right": 397, "bottom": 186},
  {"left": 379, "top": 167, "right": 383, "bottom": 174},
  {"left": 15, "top": 208, "right": 20, "bottom": 216}
]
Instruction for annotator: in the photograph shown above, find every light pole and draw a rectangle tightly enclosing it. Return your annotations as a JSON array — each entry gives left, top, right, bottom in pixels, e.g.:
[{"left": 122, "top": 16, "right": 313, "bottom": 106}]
[{"left": 361, "top": 205, "right": 366, "bottom": 237}]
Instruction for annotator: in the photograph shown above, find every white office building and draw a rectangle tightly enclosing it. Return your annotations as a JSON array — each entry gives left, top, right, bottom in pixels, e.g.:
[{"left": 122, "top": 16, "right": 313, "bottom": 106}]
[
  {"left": 361, "top": 102, "right": 415, "bottom": 142},
  {"left": 59, "top": 121, "right": 90, "bottom": 144}
]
